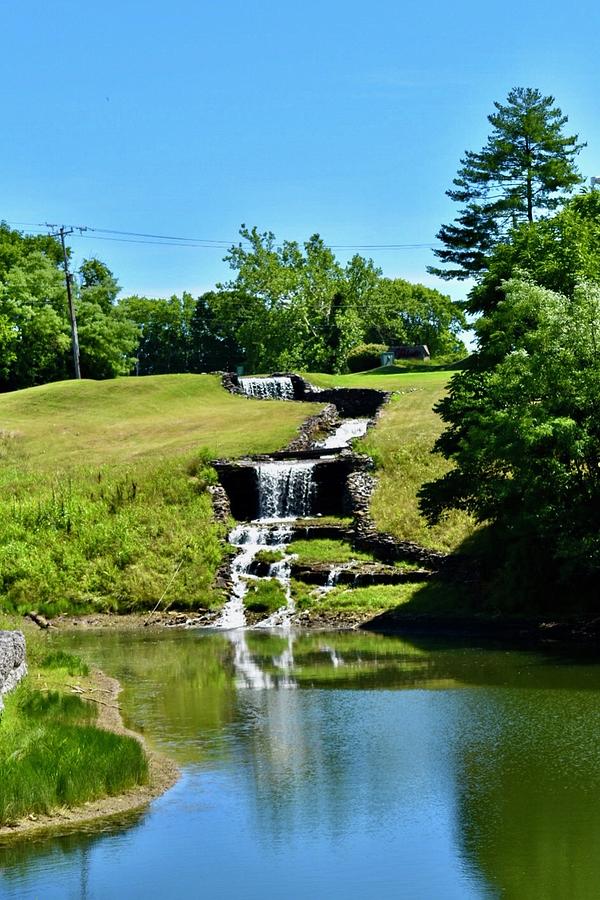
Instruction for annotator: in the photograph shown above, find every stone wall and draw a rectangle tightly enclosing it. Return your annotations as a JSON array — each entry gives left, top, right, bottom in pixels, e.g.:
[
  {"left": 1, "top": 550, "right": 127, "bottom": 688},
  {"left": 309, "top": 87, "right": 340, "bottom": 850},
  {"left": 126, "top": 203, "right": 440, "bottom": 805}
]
[{"left": 0, "top": 631, "right": 27, "bottom": 712}]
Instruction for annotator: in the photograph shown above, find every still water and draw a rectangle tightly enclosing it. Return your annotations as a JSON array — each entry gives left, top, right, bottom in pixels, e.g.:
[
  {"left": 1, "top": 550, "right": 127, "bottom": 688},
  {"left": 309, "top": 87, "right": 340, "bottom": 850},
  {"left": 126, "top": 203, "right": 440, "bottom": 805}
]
[{"left": 2, "top": 629, "right": 600, "bottom": 899}]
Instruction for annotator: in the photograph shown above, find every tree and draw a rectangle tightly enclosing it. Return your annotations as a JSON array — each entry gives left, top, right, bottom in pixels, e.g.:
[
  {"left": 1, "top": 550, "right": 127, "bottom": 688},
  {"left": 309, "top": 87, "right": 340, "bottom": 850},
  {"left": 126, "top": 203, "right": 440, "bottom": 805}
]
[
  {"left": 471, "top": 190, "right": 600, "bottom": 314},
  {"left": 429, "top": 87, "right": 584, "bottom": 281},
  {"left": 419, "top": 278, "right": 600, "bottom": 607},
  {"left": 363, "top": 278, "right": 466, "bottom": 356}
]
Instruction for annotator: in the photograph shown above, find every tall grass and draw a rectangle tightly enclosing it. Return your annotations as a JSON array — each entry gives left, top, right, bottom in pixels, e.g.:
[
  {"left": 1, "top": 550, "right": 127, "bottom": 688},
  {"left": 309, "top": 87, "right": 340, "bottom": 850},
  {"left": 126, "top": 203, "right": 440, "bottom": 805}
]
[
  {"left": 0, "top": 682, "right": 148, "bottom": 825},
  {"left": 0, "top": 450, "right": 226, "bottom": 616}
]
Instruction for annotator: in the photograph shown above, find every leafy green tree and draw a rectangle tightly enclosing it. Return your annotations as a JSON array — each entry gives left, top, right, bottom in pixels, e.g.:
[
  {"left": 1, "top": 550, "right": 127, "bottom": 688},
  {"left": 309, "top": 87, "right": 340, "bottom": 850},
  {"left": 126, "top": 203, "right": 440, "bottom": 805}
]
[
  {"left": 429, "top": 87, "right": 584, "bottom": 281},
  {"left": 221, "top": 226, "right": 384, "bottom": 372},
  {"left": 363, "top": 278, "right": 466, "bottom": 355},
  {"left": 0, "top": 251, "right": 71, "bottom": 389},
  {"left": 189, "top": 292, "right": 243, "bottom": 372},
  {"left": 471, "top": 190, "right": 600, "bottom": 314},
  {"left": 117, "top": 294, "right": 194, "bottom": 374},
  {"left": 420, "top": 278, "right": 600, "bottom": 607}
]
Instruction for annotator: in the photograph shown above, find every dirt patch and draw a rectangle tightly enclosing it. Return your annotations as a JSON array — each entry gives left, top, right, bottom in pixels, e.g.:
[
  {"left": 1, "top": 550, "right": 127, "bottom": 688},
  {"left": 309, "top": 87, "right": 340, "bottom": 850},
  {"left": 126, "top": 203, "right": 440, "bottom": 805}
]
[
  {"left": 0, "top": 668, "right": 179, "bottom": 842},
  {"left": 50, "top": 610, "right": 220, "bottom": 630}
]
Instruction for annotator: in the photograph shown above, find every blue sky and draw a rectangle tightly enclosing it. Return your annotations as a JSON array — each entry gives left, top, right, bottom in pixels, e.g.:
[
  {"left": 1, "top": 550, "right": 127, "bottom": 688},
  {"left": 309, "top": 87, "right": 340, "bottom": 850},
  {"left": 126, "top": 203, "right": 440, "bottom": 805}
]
[{"left": 1, "top": 0, "right": 598, "bottom": 305}]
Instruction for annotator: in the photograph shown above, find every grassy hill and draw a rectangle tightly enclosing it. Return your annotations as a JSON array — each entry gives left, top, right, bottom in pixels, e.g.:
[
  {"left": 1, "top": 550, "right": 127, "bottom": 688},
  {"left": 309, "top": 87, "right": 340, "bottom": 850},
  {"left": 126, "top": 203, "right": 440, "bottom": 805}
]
[
  {"left": 0, "top": 374, "right": 320, "bottom": 467},
  {"left": 0, "top": 369, "right": 474, "bottom": 621},
  {"left": 0, "top": 375, "right": 322, "bottom": 617}
]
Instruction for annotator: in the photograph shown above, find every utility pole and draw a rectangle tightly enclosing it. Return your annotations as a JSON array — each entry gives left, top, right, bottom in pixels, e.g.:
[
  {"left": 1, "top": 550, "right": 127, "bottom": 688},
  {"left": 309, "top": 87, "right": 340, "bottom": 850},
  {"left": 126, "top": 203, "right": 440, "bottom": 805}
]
[{"left": 47, "top": 224, "right": 86, "bottom": 380}]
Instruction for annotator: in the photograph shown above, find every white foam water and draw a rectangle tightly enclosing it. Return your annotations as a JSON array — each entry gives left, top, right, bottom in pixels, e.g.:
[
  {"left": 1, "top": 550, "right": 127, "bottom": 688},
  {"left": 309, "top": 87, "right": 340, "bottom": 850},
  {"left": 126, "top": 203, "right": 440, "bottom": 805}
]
[
  {"left": 216, "top": 522, "right": 294, "bottom": 630},
  {"left": 316, "top": 418, "right": 370, "bottom": 450},
  {"left": 239, "top": 376, "right": 295, "bottom": 400},
  {"left": 257, "top": 461, "right": 316, "bottom": 519}
]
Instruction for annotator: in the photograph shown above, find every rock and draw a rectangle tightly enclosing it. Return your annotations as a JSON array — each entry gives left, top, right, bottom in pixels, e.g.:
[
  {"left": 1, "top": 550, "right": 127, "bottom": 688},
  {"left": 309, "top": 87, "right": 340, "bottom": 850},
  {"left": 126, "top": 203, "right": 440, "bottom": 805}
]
[{"left": 0, "top": 631, "right": 27, "bottom": 712}]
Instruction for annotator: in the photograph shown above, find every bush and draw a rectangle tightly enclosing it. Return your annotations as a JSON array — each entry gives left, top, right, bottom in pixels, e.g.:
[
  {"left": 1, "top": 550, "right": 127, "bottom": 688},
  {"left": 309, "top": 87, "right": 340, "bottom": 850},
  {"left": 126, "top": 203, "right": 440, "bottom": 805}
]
[{"left": 346, "top": 343, "right": 388, "bottom": 372}]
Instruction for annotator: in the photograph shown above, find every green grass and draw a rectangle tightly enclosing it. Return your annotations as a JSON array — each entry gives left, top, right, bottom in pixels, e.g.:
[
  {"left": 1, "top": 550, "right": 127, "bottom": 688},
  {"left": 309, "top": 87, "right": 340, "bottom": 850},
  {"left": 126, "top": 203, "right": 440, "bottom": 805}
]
[
  {"left": 358, "top": 383, "right": 477, "bottom": 553},
  {"left": 304, "top": 368, "right": 456, "bottom": 391},
  {"left": 244, "top": 578, "right": 287, "bottom": 614},
  {"left": 0, "top": 374, "right": 321, "bottom": 467},
  {"left": 293, "top": 580, "right": 425, "bottom": 617},
  {"left": 0, "top": 633, "right": 149, "bottom": 826},
  {"left": 254, "top": 549, "right": 285, "bottom": 566},
  {"left": 289, "top": 538, "right": 376, "bottom": 565},
  {"left": 40, "top": 650, "right": 89, "bottom": 676},
  {"left": 0, "top": 376, "right": 323, "bottom": 617}
]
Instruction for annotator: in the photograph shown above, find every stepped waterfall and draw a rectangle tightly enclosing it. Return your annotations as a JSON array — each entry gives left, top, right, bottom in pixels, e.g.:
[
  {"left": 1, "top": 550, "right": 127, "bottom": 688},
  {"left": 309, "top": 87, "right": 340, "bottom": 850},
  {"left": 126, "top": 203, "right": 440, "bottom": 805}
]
[
  {"left": 216, "top": 461, "right": 316, "bottom": 630},
  {"left": 216, "top": 409, "right": 371, "bottom": 631},
  {"left": 238, "top": 376, "right": 295, "bottom": 400}
]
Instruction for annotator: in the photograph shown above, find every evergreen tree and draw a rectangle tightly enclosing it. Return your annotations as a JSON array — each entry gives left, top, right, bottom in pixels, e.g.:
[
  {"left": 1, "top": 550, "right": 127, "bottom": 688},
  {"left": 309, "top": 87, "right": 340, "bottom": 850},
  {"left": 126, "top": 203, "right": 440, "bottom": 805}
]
[{"left": 429, "top": 87, "right": 584, "bottom": 281}]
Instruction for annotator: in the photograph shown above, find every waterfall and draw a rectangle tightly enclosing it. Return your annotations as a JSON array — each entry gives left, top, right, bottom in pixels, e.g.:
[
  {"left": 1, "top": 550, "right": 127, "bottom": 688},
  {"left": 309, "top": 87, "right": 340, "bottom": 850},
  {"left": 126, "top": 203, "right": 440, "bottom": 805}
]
[
  {"left": 216, "top": 523, "right": 294, "bottom": 629},
  {"left": 316, "top": 418, "right": 370, "bottom": 450},
  {"left": 257, "top": 461, "right": 315, "bottom": 519},
  {"left": 239, "top": 376, "right": 295, "bottom": 400}
]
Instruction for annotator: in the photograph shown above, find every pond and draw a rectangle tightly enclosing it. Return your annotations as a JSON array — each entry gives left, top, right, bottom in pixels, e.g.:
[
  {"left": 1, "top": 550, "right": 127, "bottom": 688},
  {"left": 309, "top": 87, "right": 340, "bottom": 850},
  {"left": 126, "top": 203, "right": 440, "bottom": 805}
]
[{"left": 2, "top": 628, "right": 600, "bottom": 899}]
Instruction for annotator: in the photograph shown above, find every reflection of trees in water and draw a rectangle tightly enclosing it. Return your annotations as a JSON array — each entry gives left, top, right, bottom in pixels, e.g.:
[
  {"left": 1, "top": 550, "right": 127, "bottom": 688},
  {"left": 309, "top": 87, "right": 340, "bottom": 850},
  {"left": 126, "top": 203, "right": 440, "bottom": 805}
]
[
  {"left": 454, "top": 686, "right": 600, "bottom": 900},
  {"left": 37, "top": 629, "right": 600, "bottom": 899}
]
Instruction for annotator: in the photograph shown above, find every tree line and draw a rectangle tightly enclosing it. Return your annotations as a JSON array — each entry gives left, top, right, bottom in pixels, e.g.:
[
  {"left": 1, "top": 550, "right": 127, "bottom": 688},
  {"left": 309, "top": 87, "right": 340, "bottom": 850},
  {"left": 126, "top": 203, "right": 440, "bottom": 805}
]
[{"left": 0, "top": 223, "right": 465, "bottom": 391}]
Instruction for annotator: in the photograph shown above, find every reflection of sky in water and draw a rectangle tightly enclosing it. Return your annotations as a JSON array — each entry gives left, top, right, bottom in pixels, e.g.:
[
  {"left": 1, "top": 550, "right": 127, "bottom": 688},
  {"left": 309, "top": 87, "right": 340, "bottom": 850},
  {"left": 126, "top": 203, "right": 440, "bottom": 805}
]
[{"left": 3, "top": 630, "right": 600, "bottom": 899}]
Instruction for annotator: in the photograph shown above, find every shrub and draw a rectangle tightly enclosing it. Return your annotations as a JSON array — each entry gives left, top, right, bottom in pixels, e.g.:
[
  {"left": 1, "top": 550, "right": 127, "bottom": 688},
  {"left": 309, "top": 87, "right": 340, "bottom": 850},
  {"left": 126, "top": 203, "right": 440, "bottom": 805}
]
[{"left": 346, "top": 343, "right": 388, "bottom": 372}]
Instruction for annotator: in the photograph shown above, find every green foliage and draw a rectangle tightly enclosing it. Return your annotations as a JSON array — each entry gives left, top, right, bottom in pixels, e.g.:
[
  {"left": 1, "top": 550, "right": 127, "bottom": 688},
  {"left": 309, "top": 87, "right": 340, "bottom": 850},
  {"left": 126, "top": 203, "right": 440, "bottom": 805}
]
[
  {"left": 471, "top": 191, "right": 600, "bottom": 314},
  {"left": 18, "top": 689, "right": 96, "bottom": 722},
  {"left": 0, "top": 456, "right": 225, "bottom": 616},
  {"left": 346, "top": 343, "right": 388, "bottom": 372},
  {"left": 289, "top": 538, "right": 376, "bottom": 565},
  {"left": 0, "top": 224, "right": 139, "bottom": 389},
  {"left": 244, "top": 578, "right": 287, "bottom": 613},
  {"left": 420, "top": 278, "right": 600, "bottom": 607},
  {"left": 219, "top": 227, "right": 464, "bottom": 373},
  {"left": 362, "top": 279, "right": 466, "bottom": 355},
  {"left": 429, "top": 87, "right": 584, "bottom": 280},
  {"left": 254, "top": 549, "right": 285, "bottom": 566}
]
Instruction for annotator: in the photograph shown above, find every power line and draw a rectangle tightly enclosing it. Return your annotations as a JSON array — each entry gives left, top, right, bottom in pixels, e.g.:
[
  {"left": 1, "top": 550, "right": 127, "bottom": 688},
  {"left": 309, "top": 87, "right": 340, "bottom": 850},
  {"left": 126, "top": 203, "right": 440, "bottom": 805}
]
[{"left": 4, "top": 220, "right": 439, "bottom": 251}]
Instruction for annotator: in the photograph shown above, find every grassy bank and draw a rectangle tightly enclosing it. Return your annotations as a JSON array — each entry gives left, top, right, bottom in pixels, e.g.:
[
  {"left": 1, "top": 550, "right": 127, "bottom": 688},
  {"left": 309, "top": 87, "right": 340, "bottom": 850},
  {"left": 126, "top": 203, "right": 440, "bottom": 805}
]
[
  {"left": 0, "top": 623, "right": 148, "bottom": 826},
  {"left": 0, "top": 376, "right": 321, "bottom": 617}
]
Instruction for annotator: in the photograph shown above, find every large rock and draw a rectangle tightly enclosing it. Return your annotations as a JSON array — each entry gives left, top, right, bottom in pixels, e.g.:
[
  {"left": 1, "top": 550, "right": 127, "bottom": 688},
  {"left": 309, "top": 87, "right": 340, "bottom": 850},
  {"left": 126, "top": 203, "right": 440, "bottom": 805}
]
[{"left": 0, "top": 631, "right": 27, "bottom": 712}]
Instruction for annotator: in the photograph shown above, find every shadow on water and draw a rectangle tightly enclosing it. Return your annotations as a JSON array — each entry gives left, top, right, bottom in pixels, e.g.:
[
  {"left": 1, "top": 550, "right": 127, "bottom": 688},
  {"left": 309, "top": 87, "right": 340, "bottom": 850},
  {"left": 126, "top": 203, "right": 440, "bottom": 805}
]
[{"left": 3, "top": 628, "right": 600, "bottom": 899}]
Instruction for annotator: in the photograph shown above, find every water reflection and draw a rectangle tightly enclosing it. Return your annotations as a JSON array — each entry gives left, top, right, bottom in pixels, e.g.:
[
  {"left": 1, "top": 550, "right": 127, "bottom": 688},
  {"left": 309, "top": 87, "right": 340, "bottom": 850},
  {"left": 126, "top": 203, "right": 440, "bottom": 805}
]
[{"left": 2, "top": 630, "right": 600, "bottom": 899}]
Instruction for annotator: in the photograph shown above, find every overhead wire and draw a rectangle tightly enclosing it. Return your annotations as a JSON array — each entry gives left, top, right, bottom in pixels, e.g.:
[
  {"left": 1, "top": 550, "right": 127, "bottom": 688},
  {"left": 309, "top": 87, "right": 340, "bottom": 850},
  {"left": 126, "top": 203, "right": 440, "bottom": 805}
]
[{"left": 3, "top": 220, "right": 440, "bottom": 251}]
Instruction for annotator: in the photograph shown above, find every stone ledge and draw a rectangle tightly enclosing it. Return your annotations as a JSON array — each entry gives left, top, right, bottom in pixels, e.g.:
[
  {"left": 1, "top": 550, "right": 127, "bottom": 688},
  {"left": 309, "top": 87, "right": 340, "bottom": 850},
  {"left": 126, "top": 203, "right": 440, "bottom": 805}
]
[{"left": 0, "top": 631, "right": 27, "bottom": 712}]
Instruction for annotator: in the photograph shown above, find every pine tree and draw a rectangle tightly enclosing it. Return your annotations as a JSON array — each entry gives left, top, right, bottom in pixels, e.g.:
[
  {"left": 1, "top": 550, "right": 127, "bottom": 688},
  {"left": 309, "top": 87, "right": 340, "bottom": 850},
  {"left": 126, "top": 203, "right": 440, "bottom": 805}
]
[{"left": 429, "top": 87, "right": 585, "bottom": 281}]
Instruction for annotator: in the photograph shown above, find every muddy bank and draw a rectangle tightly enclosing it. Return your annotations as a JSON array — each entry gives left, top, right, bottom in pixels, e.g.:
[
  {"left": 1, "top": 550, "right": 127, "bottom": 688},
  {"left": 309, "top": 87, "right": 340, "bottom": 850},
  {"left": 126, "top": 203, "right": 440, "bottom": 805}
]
[{"left": 0, "top": 669, "right": 179, "bottom": 842}]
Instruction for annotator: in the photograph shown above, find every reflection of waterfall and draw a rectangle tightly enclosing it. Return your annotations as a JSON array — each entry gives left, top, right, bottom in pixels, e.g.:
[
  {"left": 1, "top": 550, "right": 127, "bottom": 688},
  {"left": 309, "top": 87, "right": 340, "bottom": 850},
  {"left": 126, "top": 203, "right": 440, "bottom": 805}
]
[
  {"left": 227, "top": 630, "right": 296, "bottom": 689},
  {"left": 239, "top": 376, "right": 295, "bottom": 400},
  {"left": 316, "top": 418, "right": 370, "bottom": 449},
  {"left": 257, "top": 461, "right": 315, "bottom": 519}
]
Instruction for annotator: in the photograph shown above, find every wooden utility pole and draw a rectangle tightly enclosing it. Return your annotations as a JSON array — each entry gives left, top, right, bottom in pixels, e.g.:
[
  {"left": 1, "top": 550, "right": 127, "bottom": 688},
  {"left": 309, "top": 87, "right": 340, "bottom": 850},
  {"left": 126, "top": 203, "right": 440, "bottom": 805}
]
[{"left": 48, "top": 224, "right": 82, "bottom": 379}]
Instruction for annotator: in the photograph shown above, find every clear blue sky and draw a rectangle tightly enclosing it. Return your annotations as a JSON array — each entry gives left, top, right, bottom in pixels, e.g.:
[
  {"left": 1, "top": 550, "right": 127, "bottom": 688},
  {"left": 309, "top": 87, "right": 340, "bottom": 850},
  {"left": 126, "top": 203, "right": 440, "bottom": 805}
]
[{"left": 1, "top": 0, "right": 598, "bottom": 305}]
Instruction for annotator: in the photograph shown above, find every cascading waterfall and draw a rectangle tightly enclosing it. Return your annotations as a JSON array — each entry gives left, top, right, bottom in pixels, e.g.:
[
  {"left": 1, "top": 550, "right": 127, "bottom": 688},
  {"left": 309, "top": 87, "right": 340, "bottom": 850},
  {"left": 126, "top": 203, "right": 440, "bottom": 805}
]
[
  {"left": 216, "top": 523, "right": 294, "bottom": 629},
  {"left": 238, "top": 376, "right": 295, "bottom": 400},
  {"left": 216, "top": 416, "right": 371, "bottom": 633},
  {"left": 257, "top": 461, "right": 315, "bottom": 519}
]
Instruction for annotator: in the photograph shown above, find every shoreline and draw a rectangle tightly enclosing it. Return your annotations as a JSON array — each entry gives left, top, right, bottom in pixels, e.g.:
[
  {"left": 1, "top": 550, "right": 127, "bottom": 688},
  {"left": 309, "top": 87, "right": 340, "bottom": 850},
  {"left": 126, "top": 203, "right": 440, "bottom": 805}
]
[
  {"left": 46, "top": 609, "right": 600, "bottom": 649},
  {"left": 0, "top": 668, "right": 179, "bottom": 843}
]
